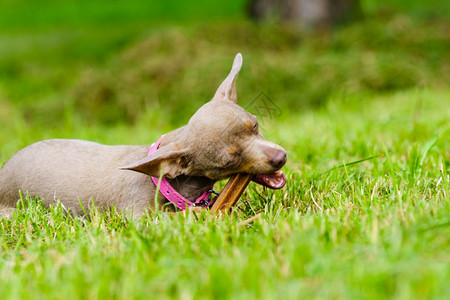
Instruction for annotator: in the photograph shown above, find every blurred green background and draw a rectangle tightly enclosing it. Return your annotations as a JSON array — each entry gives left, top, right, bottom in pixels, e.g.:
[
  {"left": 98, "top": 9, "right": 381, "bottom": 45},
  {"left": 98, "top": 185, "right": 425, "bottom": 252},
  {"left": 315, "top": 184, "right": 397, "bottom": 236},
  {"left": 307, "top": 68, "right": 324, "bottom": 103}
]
[{"left": 0, "top": 0, "right": 449, "bottom": 157}]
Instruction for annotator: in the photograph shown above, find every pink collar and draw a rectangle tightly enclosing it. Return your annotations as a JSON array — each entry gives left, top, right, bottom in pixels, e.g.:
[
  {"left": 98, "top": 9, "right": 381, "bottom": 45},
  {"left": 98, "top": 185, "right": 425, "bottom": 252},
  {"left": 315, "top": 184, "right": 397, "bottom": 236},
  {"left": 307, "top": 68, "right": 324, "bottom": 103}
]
[{"left": 148, "top": 136, "right": 215, "bottom": 210}]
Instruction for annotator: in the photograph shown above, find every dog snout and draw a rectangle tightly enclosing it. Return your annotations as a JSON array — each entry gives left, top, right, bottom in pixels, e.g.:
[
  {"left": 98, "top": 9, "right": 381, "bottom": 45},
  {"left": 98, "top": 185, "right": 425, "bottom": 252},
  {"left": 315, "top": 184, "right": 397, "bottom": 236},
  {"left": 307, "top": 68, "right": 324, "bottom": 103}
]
[
  {"left": 271, "top": 150, "right": 287, "bottom": 169},
  {"left": 264, "top": 148, "right": 287, "bottom": 169}
]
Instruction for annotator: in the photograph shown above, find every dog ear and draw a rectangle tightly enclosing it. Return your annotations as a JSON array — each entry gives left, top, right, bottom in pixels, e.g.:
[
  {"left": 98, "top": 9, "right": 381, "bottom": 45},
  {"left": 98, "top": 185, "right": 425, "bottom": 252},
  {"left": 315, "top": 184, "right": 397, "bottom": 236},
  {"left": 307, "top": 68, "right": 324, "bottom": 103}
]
[
  {"left": 212, "top": 53, "right": 242, "bottom": 103},
  {"left": 119, "top": 143, "right": 188, "bottom": 178}
]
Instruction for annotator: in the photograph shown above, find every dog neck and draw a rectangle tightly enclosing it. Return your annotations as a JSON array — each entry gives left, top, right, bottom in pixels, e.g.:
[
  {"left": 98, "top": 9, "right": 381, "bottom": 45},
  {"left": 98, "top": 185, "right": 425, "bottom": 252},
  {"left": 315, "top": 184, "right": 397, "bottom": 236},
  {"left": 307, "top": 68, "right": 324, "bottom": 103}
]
[
  {"left": 166, "top": 175, "right": 216, "bottom": 202},
  {"left": 148, "top": 135, "right": 216, "bottom": 210}
]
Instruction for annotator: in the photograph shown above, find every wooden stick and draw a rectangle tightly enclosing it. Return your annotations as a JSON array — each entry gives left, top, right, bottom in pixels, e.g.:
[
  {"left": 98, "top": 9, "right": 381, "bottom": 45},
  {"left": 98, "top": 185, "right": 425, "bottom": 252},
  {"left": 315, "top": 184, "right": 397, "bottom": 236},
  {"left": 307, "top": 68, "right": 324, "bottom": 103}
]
[{"left": 210, "top": 173, "right": 253, "bottom": 214}]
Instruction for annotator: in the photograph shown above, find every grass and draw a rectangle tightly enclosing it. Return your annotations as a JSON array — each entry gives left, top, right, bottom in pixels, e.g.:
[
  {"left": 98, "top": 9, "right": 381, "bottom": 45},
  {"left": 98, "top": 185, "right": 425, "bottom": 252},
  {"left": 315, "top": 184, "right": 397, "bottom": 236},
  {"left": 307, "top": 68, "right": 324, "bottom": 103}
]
[
  {"left": 1, "top": 0, "right": 449, "bottom": 299},
  {"left": 1, "top": 89, "right": 448, "bottom": 299}
]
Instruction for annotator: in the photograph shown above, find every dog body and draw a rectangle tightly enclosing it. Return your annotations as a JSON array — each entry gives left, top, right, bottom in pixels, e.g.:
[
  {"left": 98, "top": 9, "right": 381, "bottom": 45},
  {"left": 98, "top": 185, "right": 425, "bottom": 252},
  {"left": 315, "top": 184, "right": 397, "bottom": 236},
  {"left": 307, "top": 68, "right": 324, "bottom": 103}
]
[
  {"left": 0, "top": 54, "right": 286, "bottom": 218},
  {"left": 0, "top": 140, "right": 154, "bottom": 216}
]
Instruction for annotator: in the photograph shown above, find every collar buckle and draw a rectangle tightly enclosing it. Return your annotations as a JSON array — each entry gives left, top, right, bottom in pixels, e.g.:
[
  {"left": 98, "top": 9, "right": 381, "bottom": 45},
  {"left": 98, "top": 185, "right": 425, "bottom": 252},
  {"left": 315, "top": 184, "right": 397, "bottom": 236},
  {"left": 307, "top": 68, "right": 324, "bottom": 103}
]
[{"left": 191, "top": 200, "right": 210, "bottom": 207}]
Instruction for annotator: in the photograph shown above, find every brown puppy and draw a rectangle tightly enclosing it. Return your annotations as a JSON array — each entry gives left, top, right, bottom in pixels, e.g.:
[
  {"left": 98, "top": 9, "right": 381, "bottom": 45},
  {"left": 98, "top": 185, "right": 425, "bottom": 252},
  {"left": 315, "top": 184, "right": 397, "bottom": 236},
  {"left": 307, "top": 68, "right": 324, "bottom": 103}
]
[{"left": 0, "top": 54, "right": 286, "bottom": 218}]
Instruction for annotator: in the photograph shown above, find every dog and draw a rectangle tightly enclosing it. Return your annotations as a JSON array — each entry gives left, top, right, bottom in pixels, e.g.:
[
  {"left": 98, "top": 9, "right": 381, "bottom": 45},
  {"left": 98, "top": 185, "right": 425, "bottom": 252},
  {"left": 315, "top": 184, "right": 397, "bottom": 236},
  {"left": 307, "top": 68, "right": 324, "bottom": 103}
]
[{"left": 0, "top": 53, "right": 287, "bottom": 218}]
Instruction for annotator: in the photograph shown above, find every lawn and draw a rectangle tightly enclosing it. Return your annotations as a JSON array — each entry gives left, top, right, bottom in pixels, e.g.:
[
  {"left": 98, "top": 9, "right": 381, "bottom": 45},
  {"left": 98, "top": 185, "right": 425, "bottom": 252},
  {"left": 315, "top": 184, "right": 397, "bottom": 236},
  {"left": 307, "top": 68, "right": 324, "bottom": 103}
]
[{"left": 0, "top": 1, "right": 449, "bottom": 299}]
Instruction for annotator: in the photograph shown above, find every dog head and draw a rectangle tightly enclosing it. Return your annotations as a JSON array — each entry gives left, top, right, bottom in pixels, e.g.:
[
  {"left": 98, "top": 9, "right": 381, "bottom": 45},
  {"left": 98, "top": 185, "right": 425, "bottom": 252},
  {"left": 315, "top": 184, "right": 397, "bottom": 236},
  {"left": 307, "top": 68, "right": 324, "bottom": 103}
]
[{"left": 122, "top": 54, "right": 287, "bottom": 189}]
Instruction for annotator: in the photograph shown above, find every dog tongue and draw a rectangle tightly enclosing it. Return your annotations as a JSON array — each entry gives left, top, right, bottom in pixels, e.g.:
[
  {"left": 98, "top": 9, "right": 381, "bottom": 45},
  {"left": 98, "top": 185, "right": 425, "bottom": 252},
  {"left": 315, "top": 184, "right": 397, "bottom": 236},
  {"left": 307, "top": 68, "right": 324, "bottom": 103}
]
[{"left": 253, "top": 170, "right": 286, "bottom": 189}]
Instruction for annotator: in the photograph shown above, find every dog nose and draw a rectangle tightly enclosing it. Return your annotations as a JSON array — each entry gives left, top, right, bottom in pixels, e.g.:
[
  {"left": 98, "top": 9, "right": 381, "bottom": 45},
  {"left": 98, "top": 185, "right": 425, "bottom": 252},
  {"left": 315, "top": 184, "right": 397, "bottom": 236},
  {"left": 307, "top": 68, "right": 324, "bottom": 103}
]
[{"left": 270, "top": 150, "right": 287, "bottom": 169}]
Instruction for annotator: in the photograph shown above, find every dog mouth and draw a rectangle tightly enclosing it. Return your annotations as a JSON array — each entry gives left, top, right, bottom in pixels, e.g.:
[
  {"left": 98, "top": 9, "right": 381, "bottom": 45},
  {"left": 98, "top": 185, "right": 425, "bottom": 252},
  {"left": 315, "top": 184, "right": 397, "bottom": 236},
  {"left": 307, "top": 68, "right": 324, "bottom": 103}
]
[{"left": 253, "top": 170, "right": 286, "bottom": 189}]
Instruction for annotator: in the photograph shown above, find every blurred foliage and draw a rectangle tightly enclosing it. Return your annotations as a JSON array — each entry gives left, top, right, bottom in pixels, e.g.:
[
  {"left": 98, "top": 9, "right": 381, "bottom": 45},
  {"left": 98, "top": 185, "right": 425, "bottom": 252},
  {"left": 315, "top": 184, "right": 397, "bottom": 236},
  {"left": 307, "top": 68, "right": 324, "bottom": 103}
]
[
  {"left": 68, "top": 16, "right": 449, "bottom": 125},
  {"left": 0, "top": 0, "right": 449, "bottom": 127},
  {"left": 362, "top": 0, "right": 450, "bottom": 18},
  {"left": 0, "top": 0, "right": 245, "bottom": 29}
]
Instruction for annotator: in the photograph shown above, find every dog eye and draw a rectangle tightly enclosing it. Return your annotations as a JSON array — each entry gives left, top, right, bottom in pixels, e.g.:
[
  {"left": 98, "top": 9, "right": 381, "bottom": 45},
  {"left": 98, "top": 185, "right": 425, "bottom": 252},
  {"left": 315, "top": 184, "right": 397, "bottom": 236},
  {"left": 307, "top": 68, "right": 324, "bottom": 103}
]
[{"left": 253, "top": 122, "right": 259, "bottom": 133}]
